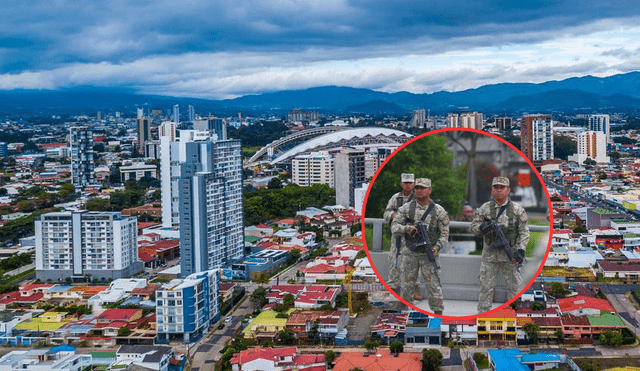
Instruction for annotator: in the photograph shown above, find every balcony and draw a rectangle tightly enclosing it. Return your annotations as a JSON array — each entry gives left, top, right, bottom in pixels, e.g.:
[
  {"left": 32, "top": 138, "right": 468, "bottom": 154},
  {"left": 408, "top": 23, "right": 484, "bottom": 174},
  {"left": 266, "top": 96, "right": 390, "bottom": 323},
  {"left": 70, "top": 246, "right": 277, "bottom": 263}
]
[{"left": 364, "top": 218, "right": 550, "bottom": 316}]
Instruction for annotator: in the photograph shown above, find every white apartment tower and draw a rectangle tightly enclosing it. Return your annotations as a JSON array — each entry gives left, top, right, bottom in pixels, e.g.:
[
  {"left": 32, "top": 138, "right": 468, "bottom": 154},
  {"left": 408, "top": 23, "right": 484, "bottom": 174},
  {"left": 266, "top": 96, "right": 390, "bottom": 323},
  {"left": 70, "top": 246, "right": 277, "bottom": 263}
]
[
  {"left": 589, "top": 114, "right": 610, "bottom": 143},
  {"left": 569, "top": 130, "right": 610, "bottom": 164},
  {"left": 531, "top": 116, "right": 554, "bottom": 161},
  {"left": 70, "top": 126, "right": 95, "bottom": 188},
  {"left": 291, "top": 152, "right": 334, "bottom": 187},
  {"left": 35, "top": 211, "right": 141, "bottom": 281},
  {"left": 410, "top": 109, "right": 426, "bottom": 128}
]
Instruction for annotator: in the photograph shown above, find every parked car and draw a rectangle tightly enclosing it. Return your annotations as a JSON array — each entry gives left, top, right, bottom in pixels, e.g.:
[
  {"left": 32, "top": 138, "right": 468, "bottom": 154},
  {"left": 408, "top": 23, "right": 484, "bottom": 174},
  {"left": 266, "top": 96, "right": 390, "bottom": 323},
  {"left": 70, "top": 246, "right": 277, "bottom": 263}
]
[{"left": 225, "top": 316, "right": 233, "bottom": 322}]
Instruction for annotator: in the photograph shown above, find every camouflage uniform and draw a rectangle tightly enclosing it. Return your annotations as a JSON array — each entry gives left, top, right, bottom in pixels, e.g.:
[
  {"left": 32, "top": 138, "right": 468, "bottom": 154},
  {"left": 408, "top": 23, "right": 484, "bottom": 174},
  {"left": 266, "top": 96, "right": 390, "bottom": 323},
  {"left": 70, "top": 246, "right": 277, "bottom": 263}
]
[
  {"left": 383, "top": 191, "right": 414, "bottom": 289},
  {"left": 470, "top": 198, "right": 529, "bottom": 313},
  {"left": 391, "top": 199, "right": 449, "bottom": 312}
]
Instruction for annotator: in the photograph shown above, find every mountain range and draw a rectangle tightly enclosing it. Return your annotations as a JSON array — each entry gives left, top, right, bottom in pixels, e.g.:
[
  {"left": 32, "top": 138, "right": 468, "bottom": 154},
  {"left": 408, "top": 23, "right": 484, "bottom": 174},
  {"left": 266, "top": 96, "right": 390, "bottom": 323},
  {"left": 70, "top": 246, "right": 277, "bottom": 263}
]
[{"left": 2, "top": 72, "right": 640, "bottom": 116}]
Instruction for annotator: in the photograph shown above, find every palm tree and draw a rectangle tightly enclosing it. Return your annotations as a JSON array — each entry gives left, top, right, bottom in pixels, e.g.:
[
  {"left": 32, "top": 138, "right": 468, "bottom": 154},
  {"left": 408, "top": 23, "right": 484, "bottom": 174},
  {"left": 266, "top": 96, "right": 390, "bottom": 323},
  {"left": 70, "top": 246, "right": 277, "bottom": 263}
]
[{"left": 523, "top": 322, "right": 540, "bottom": 344}]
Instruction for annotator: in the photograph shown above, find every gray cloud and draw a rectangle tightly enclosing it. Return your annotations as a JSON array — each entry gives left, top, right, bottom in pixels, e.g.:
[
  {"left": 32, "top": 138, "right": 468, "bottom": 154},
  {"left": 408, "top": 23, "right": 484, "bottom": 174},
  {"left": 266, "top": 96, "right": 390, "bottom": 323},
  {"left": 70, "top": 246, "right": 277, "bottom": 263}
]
[{"left": 2, "top": 1, "right": 640, "bottom": 71}]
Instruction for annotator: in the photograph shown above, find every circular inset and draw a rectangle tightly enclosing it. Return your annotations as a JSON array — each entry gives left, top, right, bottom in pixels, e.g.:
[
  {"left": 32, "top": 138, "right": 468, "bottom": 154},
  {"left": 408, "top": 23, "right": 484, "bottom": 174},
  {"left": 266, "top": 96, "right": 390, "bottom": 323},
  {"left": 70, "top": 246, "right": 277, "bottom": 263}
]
[{"left": 362, "top": 128, "right": 552, "bottom": 319}]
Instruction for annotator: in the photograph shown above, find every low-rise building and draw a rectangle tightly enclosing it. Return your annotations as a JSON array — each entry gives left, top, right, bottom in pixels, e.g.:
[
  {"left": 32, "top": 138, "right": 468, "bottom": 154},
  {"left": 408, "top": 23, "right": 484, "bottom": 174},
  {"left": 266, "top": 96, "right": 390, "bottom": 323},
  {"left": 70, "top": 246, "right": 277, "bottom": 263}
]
[{"left": 114, "top": 345, "right": 174, "bottom": 371}]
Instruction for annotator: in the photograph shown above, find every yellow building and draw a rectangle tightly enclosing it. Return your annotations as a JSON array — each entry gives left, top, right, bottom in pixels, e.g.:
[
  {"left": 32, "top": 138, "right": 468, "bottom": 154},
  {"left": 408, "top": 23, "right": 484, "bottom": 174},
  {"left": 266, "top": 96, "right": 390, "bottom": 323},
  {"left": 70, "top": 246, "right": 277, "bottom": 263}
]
[{"left": 477, "top": 308, "right": 516, "bottom": 346}]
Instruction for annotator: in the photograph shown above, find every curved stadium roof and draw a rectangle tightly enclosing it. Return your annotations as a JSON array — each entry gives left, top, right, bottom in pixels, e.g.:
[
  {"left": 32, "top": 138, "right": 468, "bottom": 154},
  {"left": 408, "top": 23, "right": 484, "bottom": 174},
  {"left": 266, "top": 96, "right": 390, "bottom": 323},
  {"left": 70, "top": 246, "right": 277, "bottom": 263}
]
[{"left": 270, "top": 127, "right": 413, "bottom": 164}]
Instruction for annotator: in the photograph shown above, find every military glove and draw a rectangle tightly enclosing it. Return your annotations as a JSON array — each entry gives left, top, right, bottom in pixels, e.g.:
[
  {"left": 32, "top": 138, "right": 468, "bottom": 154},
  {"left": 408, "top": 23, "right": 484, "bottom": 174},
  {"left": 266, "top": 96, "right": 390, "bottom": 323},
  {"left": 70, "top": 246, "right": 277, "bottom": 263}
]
[
  {"left": 432, "top": 247, "right": 439, "bottom": 258},
  {"left": 514, "top": 249, "right": 525, "bottom": 265},
  {"left": 479, "top": 222, "right": 493, "bottom": 236},
  {"left": 405, "top": 225, "right": 418, "bottom": 238}
]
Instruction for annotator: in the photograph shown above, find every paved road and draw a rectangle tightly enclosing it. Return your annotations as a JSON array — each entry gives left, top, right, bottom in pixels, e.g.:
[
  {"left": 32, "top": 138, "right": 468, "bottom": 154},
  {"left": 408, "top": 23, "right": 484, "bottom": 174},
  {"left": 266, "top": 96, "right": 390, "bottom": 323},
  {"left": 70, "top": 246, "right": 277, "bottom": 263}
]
[{"left": 442, "top": 348, "right": 462, "bottom": 366}]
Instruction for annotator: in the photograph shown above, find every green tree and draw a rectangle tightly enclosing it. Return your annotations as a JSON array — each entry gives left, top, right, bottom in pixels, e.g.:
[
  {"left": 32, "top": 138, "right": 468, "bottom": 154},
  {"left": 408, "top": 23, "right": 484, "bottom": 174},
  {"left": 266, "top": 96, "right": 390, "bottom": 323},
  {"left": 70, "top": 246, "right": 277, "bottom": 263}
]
[
  {"left": 389, "top": 340, "right": 404, "bottom": 354},
  {"left": 117, "top": 326, "right": 132, "bottom": 336},
  {"left": 547, "top": 282, "right": 568, "bottom": 298},
  {"left": 523, "top": 322, "right": 540, "bottom": 344},
  {"left": 554, "top": 329, "right": 564, "bottom": 343},
  {"left": 283, "top": 293, "right": 295, "bottom": 308},
  {"left": 251, "top": 286, "right": 268, "bottom": 308},
  {"left": 288, "top": 249, "right": 301, "bottom": 265},
  {"left": 276, "top": 329, "right": 296, "bottom": 345},
  {"left": 554, "top": 135, "right": 577, "bottom": 160},
  {"left": 268, "top": 177, "right": 283, "bottom": 189},
  {"left": 325, "top": 350, "right": 336, "bottom": 366},
  {"left": 421, "top": 348, "right": 443, "bottom": 371},
  {"left": 364, "top": 338, "right": 379, "bottom": 353},
  {"left": 364, "top": 133, "right": 466, "bottom": 219},
  {"left": 531, "top": 302, "right": 546, "bottom": 311},
  {"left": 600, "top": 330, "right": 623, "bottom": 347}
]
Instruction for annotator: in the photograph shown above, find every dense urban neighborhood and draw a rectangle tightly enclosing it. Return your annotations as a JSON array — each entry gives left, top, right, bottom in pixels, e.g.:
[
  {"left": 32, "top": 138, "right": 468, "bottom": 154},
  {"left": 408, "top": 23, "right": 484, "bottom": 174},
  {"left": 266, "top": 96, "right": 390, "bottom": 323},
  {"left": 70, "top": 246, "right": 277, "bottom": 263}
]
[{"left": 2, "top": 102, "right": 640, "bottom": 371}]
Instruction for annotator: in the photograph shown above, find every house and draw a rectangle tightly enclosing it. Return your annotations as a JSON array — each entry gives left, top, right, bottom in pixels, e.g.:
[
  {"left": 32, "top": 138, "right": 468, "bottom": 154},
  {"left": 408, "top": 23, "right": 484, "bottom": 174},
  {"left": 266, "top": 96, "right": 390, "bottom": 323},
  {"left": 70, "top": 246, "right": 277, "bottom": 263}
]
[
  {"left": 230, "top": 347, "right": 325, "bottom": 371},
  {"left": 597, "top": 261, "right": 640, "bottom": 282},
  {"left": 441, "top": 317, "right": 477, "bottom": 345},
  {"left": 0, "top": 311, "right": 33, "bottom": 336},
  {"left": 299, "top": 264, "right": 351, "bottom": 282},
  {"left": 404, "top": 312, "right": 441, "bottom": 345},
  {"left": 477, "top": 309, "right": 517, "bottom": 346},
  {"left": 332, "top": 349, "right": 420, "bottom": 371},
  {"left": 556, "top": 295, "right": 614, "bottom": 316},
  {"left": 0, "top": 347, "right": 92, "bottom": 371},
  {"left": 295, "top": 287, "right": 340, "bottom": 308},
  {"left": 114, "top": 345, "right": 174, "bottom": 371},
  {"left": 242, "top": 309, "right": 295, "bottom": 340},
  {"left": 370, "top": 312, "right": 407, "bottom": 344},
  {"left": 285, "top": 310, "right": 349, "bottom": 340}
]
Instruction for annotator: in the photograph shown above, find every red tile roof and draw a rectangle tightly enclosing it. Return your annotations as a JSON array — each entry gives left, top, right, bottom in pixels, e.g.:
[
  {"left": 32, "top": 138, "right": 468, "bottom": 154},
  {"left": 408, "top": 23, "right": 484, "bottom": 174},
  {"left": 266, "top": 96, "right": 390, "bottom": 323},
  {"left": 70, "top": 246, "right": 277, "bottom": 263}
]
[
  {"left": 479, "top": 308, "right": 516, "bottom": 319},
  {"left": 332, "top": 350, "right": 420, "bottom": 371},
  {"left": 533, "top": 317, "right": 562, "bottom": 327},
  {"left": 230, "top": 347, "right": 298, "bottom": 365},
  {"left": 96, "top": 309, "right": 141, "bottom": 322},
  {"left": 557, "top": 296, "right": 614, "bottom": 313},
  {"left": 300, "top": 264, "right": 351, "bottom": 274},
  {"left": 441, "top": 318, "right": 476, "bottom": 325},
  {"left": 561, "top": 314, "right": 590, "bottom": 326}
]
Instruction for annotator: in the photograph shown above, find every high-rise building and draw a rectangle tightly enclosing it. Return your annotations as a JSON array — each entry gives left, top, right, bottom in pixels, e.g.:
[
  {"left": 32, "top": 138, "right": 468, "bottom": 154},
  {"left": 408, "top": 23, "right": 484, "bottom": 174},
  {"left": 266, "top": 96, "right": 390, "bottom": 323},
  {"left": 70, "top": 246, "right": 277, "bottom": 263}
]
[
  {"left": 589, "top": 114, "right": 610, "bottom": 143},
  {"left": 173, "top": 104, "right": 180, "bottom": 123},
  {"left": 0, "top": 142, "right": 7, "bottom": 157},
  {"left": 520, "top": 115, "right": 553, "bottom": 162},
  {"left": 35, "top": 211, "right": 141, "bottom": 281},
  {"left": 188, "top": 105, "right": 195, "bottom": 123},
  {"left": 495, "top": 117, "right": 513, "bottom": 131},
  {"left": 568, "top": 131, "right": 610, "bottom": 164},
  {"left": 155, "top": 269, "right": 219, "bottom": 343},
  {"left": 364, "top": 148, "right": 394, "bottom": 180},
  {"left": 409, "top": 109, "right": 426, "bottom": 128},
  {"left": 137, "top": 107, "right": 144, "bottom": 119},
  {"left": 288, "top": 109, "right": 319, "bottom": 123},
  {"left": 291, "top": 152, "right": 334, "bottom": 187},
  {"left": 334, "top": 148, "right": 365, "bottom": 208},
  {"left": 193, "top": 117, "right": 227, "bottom": 140},
  {"left": 138, "top": 116, "right": 151, "bottom": 155},
  {"left": 70, "top": 126, "right": 95, "bottom": 188},
  {"left": 446, "top": 112, "right": 483, "bottom": 130},
  {"left": 178, "top": 138, "right": 244, "bottom": 276}
]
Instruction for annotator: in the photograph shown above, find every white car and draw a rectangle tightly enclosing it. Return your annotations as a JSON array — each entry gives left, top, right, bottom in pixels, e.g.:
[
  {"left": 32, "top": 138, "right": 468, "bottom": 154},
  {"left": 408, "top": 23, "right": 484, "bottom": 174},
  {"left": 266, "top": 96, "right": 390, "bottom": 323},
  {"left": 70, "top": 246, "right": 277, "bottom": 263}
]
[{"left": 225, "top": 316, "right": 233, "bottom": 322}]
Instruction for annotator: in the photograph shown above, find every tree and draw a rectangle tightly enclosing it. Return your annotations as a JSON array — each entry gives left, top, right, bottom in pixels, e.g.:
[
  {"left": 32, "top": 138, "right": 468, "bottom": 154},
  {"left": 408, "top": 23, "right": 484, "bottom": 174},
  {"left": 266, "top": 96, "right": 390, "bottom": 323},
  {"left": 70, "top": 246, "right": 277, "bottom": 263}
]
[
  {"left": 389, "top": 340, "right": 404, "bottom": 354},
  {"left": 553, "top": 135, "right": 577, "bottom": 160},
  {"left": 325, "top": 350, "right": 336, "bottom": 366},
  {"left": 600, "top": 330, "right": 623, "bottom": 347},
  {"left": 251, "top": 286, "right": 268, "bottom": 308},
  {"left": 277, "top": 329, "right": 296, "bottom": 345},
  {"left": 554, "top": 329, "right": 564, "bottom": 344},
  {"left": 288, "top": 249, "right": 301, "bottom": 265},
  {"left": 268, "top": 177, "right": 283, "bottom": 189},
  {"left": 283, "top": 293, "right": 295, "bottom": 308},
  {"left": 523, "top": 322, "right": 540, "bottom": 344},
  {"left": 421, "top": 349, "right": 443, "bottom": 371},
  {"left": 531, "top": 302, "right": 546, "bottom": 311},
  {"left": 547, "top": 282, "right": 568, "bottom": 298},
  {"left": 365, "top": 133, "right": 466, "bottom": 218},
  {"left": 364, "top": 338, "right": 379, "bottom": 353},
  {"left": 117, "top": 326, "right": 132, "bottom": 337}
]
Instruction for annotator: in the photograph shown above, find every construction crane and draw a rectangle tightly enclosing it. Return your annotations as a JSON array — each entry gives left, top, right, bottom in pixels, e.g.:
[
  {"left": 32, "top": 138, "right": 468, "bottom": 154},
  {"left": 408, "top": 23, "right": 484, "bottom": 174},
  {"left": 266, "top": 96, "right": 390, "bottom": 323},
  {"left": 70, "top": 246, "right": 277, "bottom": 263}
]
[{"left": 342, "top": 261, "right": 361, "bottom": 316}]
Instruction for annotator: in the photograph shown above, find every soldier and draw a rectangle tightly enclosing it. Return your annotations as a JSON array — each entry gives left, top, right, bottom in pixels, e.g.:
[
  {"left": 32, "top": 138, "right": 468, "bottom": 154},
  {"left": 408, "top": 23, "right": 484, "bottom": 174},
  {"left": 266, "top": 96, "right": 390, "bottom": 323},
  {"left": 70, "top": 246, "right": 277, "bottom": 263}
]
[
  {"left": 391, "top": 178, "right": 449, "bottom": 314},
  {"left": 470, "top": 176, "right": 530, "bottom": 314},
  {"left": 383, "top": 173, "right": 419, "bottom": 296}
]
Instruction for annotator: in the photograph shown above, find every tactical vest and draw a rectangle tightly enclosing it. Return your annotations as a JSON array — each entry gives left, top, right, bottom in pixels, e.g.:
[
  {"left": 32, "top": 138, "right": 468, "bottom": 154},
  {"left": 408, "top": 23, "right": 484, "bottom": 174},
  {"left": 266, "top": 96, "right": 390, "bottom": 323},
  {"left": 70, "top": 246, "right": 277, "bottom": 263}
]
[
  {"left": 487, "top": 200, "right": 518, "bottom": 246},
  {"left": 406, "top": 200, "right": 441, "bottom": 252},
  {"left": 396, "top": 193, "right": 414, "bottom": 209}
]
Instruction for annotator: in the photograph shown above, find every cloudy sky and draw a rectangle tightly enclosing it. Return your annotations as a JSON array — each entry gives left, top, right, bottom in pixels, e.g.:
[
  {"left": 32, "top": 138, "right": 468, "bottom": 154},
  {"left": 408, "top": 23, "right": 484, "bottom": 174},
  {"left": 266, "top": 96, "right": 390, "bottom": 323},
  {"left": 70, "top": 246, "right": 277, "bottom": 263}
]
[{"left": 1, "top": 1, "right": 640, "bottom": 99}]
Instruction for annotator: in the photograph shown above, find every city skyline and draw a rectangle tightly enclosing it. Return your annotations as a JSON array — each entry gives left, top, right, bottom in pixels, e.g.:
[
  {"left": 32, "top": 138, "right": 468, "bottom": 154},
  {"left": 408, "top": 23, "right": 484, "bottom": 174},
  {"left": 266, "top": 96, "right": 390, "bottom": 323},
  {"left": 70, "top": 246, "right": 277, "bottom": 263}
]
[{"left": 1, "top": 2, "right": 640, "bottom": 99}]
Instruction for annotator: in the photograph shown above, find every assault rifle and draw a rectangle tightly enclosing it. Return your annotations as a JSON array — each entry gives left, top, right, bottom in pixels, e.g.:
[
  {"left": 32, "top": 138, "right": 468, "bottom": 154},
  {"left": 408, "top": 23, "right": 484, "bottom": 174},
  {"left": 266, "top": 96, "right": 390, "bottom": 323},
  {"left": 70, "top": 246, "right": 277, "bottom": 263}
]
[
  {"left": 482, "top": 217, "right": 525, "bottom": 270},
  {"left": 408, "top": 223, "right": 441, "bottom": 281}
]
